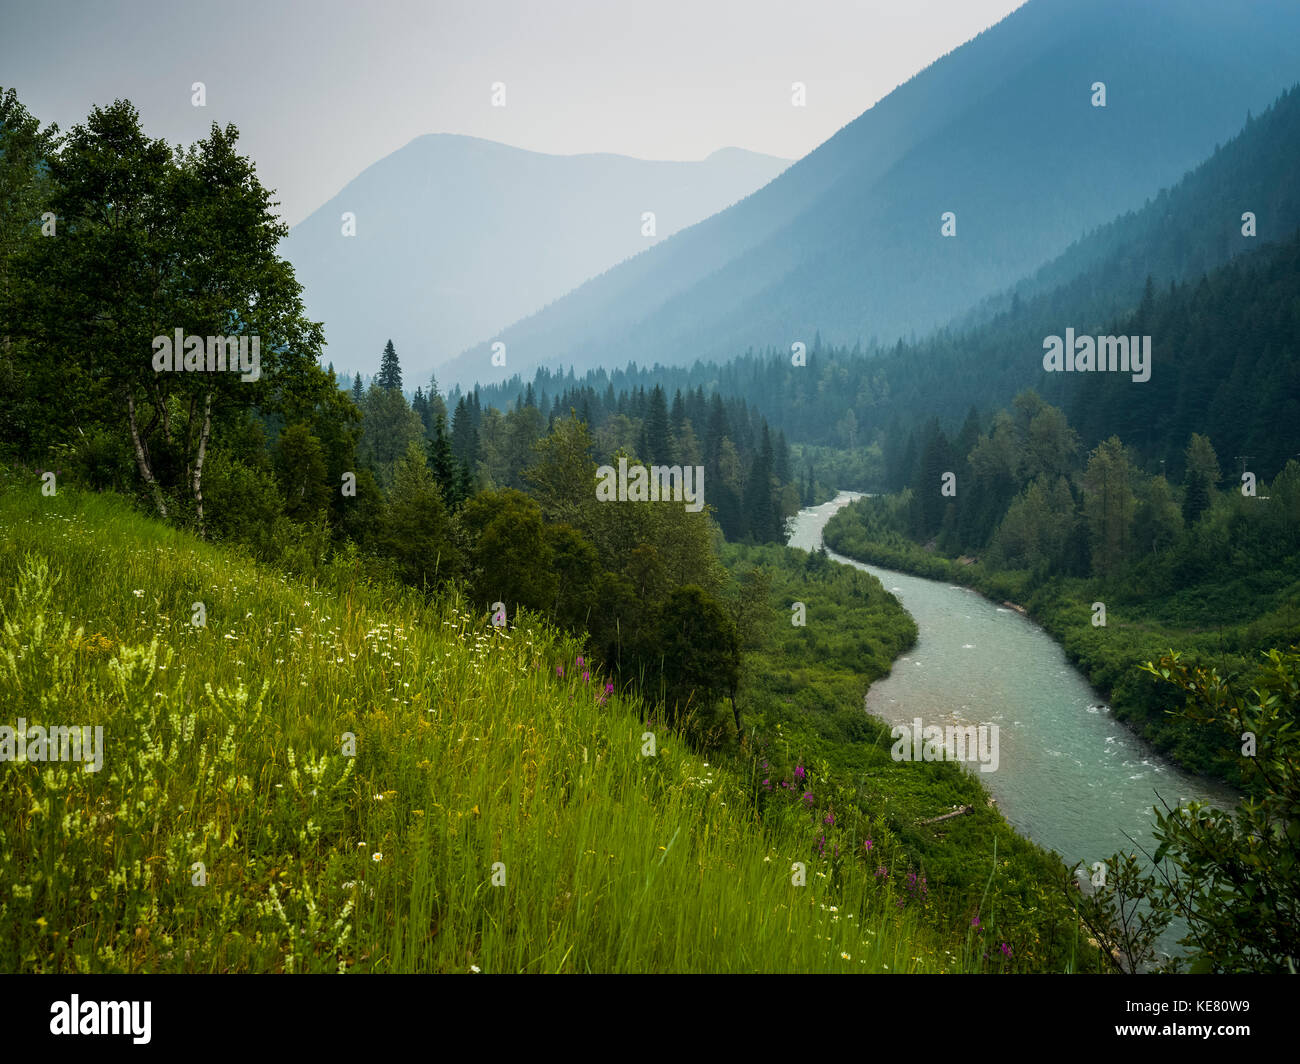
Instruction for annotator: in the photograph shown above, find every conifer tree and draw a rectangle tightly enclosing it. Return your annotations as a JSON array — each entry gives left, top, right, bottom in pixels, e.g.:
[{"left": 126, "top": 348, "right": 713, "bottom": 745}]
[
  {"left": 645, "top": 385, "right": 671, "bottom": 464},
  {"left": 377, "top": 339, "right": 402, "bottom": 390}
]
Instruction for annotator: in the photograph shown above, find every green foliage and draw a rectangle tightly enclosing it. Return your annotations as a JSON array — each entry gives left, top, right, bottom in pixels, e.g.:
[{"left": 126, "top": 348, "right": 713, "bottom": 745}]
[
  {"left": 1073, "top": 647, "right": 1300, "bottom": 973},
  {"left": 648, "top": 586, "right": 739, "bottom": 731},
  {"left": 462, "top": 490, "right": 555, "bottom": 617},
  {"left": 0, "top": 471, "right": 985, "bottom": 973},
  {"left": 379, "top": 441, "right": 459, "bottom": 588},
  {"left": 357, "top": 383, "right": 425, "bottom": 490},
  {"left": 276, "top": 423, "right": 332, "bottom": 523},
  {"left": 825, "top": 388, "right": 1300, "bottom": 786},
  {"left": 1139, "top": 648, "right": 1299, "bottom": 972}
]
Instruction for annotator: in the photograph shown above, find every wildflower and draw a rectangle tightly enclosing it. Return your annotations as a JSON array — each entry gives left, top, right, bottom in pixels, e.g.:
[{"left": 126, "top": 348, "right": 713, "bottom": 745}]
[
  {"left": 794, "top": 765, "right": 806, "bottom": 782},
  {"left": 604, "top": 682, "right": 614, "bottom": 694},
  {"left": 863, "top": 838, "right": 873, "bottom": 852},
  {"left": 971, "top": 915, "right": 981, "bottom": 928},
  {"left": 372, "top": 853, "right": 383, "bottom": 862},
  {"left": 556, "top": 665, "right": 564, "bottom": 677},
  {"left": 581, "top": 671, "right": 590, "bottom": 683},
  {"left": 823, "top": 812, "right": 835, "bottom": 826},
  {"left": 470, "top": 965, "right": 481, "bottom": 973},
  {"left": 576, "top": 656, "right": 584, "bottom": 667},
  {"left": 841, "top": 952, "right": 851, "bottom": 961},
  {"left": 1000, "top": 942, "right": 1012, "bottom": 957},
  {"left": 803, "top": 792, "right": 814, "bottom": 807}
]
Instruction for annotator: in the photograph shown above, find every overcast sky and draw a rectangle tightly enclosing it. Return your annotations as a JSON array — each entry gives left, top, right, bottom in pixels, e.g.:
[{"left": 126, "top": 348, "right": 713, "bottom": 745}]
[{"left": 0, "top": 0, "right": 1027, "bottom": 227}]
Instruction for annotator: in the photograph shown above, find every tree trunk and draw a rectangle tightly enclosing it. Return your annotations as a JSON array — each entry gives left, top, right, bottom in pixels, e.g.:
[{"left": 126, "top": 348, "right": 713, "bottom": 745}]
[
  {"left": 730, "top": 688, "right": 743, "bottom": 744},
  {"left": 192, "top": 388, "right": 212, "bottom": 538},
  {"left": 149, "top": 375, "right": 172, "bottom": 444},
  {"left": 127, "top": 392, "right": 168, "bottom": 518}
]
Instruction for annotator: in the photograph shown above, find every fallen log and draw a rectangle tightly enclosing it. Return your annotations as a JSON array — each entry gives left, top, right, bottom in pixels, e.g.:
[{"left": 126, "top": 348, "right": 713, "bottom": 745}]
[{"left": 918, "top": 804, "right": 973, "bottom": 825}]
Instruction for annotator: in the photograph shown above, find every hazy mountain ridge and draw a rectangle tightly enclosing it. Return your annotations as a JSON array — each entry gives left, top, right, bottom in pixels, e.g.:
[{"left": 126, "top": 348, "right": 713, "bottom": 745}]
[
  {"left": 281, "top": 135, "right": 790, "bottom": 381},
  {"left": 466, "top": 78, "right": 1300, "bottom": 482},
  {"left": 441, "top": 0, "right": 1300, "bottom": 389},
  {"left": 955, "top": 83, "right": 1300, "bottom": 335}
]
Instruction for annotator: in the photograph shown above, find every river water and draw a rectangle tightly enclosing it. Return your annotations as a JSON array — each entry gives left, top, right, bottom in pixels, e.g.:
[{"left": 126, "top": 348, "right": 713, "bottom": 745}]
[{"left": 788, "top": 491, "right": 1236, "bottom": 957}]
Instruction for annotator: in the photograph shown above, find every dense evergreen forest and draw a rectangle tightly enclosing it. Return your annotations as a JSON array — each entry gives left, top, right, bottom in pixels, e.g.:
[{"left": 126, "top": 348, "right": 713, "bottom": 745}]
[
  {"left": 427, "top": 374, "right": 797, "bottom": 543},
  {"left": 469, "top": 216, "right": 1300, "bottom": 500},
  {"left": 0, "top": 89, "right": 799, "bottom": 734},
  {"left": 823, "top": 386, "right": 1300, "bottom": 783}
]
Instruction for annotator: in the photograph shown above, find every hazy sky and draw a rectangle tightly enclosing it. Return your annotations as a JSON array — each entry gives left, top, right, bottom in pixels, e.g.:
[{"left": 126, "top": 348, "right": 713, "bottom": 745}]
[{"left": 0, "top": 0, "right": 1027, "bottom": 227}]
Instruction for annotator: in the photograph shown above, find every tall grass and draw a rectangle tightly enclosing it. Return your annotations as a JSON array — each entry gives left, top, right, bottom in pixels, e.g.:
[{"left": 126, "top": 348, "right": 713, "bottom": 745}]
[{"left": 0, "top": 473, "right": 967, "bottom": 972}]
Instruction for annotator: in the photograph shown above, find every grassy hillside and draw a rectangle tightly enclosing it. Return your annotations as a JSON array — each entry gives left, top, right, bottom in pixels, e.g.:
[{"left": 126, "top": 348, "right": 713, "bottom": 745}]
[
  {"left": 718, "top": 542, "right": 1100, "bottom": 971},
  {"left": 0, "top": 468, "right": 991, "bottom": 973}
]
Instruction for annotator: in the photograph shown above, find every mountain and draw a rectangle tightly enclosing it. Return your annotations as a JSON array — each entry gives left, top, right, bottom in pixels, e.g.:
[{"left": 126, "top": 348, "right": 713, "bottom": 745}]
[
  {"left": 280, "top": 137, "right": 788, "bottom": 384},
  {"left": 440, "top": 0, "right": 1300, "bottom": 390},
  {"left": 957, "top": 86, "right": 1300, "bottom": 335},
  {"left": 469, "top": 78, "right": 1300, "bottom": 483}
]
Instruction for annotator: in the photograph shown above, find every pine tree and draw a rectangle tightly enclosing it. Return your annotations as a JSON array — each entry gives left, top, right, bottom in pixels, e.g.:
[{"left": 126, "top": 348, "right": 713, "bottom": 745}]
[
  {"left": 428, "top": 411, "right": 462, "bottom": 508},
  {"left": 705, "top": 394, "right": 730, "bottom": 468},
  {"left": 427, "top": 372, "right": 448, "bottom": 428},
  {"left": 377, "top": 339, "right": 402, "bottom": 390},
  {"left": 411, "top": 387, "right": 430, "bottom": 434},
  {"left": 451, "top": 396, "right": 480, "bottom": 468},
  {"left": 645, "top": 385, "right": 671, "bottom": 464}
]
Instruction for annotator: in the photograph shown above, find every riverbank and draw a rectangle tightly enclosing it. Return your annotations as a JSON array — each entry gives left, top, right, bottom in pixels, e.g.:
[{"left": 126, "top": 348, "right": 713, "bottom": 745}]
[
  {"left": 821, "top": 492, "right": 1263, "bottom": 787},
  {"left": 788, "top": 492, "right": 1239, "bottom": 962},
  {"left": 720, "top": 534, "right": 1120, "bottom": 971}
]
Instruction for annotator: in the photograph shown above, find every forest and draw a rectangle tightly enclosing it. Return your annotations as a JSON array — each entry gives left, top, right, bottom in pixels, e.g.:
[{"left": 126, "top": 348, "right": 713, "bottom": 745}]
[
  {"left": 823, "top": 389, "right": 1300, "bottom": 784},
  {"left": 0, "top": 89, "right": 801, "bottom": 727}
]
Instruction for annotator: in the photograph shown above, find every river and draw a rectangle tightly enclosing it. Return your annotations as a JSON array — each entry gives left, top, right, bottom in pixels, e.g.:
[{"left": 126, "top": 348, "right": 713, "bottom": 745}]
[{"left": 788, "top": 491, "right": 1236, "bottom": 959}]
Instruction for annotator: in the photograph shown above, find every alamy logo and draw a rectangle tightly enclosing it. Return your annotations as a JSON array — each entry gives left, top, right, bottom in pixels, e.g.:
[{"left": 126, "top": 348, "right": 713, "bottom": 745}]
[
  {"left": 595, "top": 457, "right": 704, "bottom": 512},
  {"left": 0, "top": 719, "right": 103, "bottom": 772},
  {"left": 890, "top": 717, "right": 999, "bottom": 773},
  {"left": 50, "top": 996, "right": 151, "bottom": 1044},
  {"left": 152, "top": 329, "right": 261, "bottom": 382},
  {"left": 1042, "top": 328, "right": 1150, "bottom": 383}
]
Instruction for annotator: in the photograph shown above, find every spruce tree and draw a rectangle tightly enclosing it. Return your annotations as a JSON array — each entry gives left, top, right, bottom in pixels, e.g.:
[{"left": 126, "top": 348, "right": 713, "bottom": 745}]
[
  {"left": 411, "top": 386, "right": 430, "bottom": 434},
  {"left": 645, "top": 385, "right": 671, "bottom": 464},
  {"left": 377, "top": 339, "right": 402, "bottom": 390},
  {"left": 429, "top": 411, "right": 462, "bottom": 508}
]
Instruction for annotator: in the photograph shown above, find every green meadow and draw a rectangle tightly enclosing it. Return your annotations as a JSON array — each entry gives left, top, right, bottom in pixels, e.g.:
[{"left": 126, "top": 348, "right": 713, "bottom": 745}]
[{"left": 0, "top": 470, "right": 1020, "bottom": 973}]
